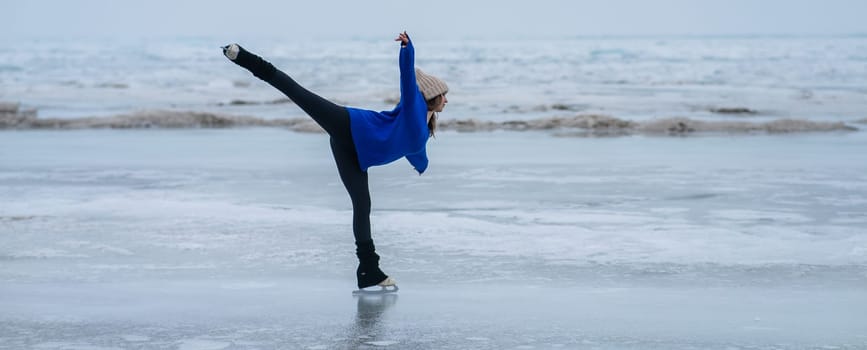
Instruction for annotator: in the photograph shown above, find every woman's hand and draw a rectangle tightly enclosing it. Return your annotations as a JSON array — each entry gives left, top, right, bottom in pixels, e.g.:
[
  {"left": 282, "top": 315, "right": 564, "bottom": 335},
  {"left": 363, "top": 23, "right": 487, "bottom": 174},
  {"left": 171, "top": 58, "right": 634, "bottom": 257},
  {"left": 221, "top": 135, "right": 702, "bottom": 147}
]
[{"left": 395, "top": 31, "right": 409, "bottom": 47}]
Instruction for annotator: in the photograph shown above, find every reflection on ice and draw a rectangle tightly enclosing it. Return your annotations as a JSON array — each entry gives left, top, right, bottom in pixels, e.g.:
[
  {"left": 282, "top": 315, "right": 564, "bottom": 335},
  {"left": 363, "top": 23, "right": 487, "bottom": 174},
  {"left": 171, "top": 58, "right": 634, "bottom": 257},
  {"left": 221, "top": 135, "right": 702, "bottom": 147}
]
[{"left": 347, "top": 294, "right": 399, "bottom": 348}]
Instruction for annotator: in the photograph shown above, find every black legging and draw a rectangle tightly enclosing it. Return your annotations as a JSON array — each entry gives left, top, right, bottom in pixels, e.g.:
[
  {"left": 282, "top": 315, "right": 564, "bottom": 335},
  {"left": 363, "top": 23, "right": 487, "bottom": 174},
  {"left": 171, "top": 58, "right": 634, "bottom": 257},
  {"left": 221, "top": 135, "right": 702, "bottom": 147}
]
[
  {"left": 233, "top": 50, "right": 385, "bottom": 276},
  {"left": 264, "top": 70, "right": 374, "bottom": 243}
]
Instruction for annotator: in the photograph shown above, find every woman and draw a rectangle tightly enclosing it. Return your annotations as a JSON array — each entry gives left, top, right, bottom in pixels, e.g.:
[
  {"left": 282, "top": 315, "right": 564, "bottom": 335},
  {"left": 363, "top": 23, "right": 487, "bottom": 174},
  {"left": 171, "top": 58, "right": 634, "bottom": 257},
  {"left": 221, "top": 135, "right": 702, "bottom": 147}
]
[{"left": 222, "top": 31, "right": 448, "bottom": 291}]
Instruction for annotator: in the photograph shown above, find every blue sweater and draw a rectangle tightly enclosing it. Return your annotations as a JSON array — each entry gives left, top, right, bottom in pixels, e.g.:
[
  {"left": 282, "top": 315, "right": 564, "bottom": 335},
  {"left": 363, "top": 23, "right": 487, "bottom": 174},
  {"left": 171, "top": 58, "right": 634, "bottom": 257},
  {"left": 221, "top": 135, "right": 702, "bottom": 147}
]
[{"left": 347, "top": 39, "right": 430, "bottom": 174}]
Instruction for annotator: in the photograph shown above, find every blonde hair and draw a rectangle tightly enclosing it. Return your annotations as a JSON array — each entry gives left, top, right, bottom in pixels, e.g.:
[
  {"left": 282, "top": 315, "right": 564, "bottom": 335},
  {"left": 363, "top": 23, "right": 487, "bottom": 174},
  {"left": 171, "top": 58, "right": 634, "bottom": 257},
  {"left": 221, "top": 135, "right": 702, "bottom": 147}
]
[{"left": 425, "top": 94, "right": 443, "bottom": 137}]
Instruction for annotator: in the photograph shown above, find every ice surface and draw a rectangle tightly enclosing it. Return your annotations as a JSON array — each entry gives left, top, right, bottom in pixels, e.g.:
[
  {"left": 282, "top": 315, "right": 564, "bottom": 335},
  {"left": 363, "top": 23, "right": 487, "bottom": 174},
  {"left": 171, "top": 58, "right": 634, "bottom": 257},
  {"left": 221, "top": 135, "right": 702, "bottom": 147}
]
[
  {"left": 1, "top": 279, "right": 865, "bottom": 349},
  {"left": 2, "top": 129, "right": 867, "bottom": 349}
]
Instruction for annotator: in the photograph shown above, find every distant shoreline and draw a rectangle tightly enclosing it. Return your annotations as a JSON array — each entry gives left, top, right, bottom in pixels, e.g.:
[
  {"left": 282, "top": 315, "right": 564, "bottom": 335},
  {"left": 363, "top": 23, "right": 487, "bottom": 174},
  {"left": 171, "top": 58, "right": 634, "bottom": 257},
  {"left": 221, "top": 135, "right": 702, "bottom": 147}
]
[{"left": 2, "top": 104, "right": 858, "bottom": 136}]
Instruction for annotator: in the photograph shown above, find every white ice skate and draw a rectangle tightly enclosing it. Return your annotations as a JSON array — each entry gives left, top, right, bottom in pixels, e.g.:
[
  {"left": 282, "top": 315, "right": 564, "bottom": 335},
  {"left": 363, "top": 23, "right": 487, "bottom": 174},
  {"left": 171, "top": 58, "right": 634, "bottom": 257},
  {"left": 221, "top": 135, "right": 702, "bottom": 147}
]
[
  {"left": 222, "top": 43, "right": 240, "bottom": 60},
  {"left": 352, "top": 277, "right": 399, "bottom": 295}
]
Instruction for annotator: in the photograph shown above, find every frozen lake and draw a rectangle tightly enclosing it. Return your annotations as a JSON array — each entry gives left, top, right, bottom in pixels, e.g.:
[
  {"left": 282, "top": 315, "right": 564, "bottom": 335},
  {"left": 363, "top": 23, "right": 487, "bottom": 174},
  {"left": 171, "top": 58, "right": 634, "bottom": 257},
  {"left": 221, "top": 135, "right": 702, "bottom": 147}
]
[
  {"left": 2, "top": 129, "right": 867, "bottom": 349},
  {"left": 2, "top": 279, "right": 865, "bottom": 349}
]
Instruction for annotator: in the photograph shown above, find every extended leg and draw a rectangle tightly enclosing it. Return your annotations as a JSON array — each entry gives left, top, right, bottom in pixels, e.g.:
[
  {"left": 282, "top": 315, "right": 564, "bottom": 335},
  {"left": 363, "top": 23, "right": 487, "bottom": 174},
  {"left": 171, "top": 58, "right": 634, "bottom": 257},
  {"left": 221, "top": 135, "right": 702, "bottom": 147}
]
[{"left": 223, "top": 44, "right": 349, "bottom": 137}]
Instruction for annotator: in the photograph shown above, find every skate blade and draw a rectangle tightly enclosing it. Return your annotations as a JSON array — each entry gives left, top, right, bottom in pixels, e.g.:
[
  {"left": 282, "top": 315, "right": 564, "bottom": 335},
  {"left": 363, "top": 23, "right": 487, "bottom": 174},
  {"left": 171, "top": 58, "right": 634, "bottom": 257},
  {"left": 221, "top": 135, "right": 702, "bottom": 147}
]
[{"left": 352, "top": 284, "right": 399, "bottom": 295}]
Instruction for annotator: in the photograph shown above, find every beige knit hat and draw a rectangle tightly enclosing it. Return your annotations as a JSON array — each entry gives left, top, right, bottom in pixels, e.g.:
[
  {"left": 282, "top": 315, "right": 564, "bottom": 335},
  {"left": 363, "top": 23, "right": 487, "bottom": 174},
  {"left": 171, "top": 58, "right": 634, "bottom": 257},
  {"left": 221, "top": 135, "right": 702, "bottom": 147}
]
[{"left": 415, "top": 68, "right": 449, "bottom": 101}]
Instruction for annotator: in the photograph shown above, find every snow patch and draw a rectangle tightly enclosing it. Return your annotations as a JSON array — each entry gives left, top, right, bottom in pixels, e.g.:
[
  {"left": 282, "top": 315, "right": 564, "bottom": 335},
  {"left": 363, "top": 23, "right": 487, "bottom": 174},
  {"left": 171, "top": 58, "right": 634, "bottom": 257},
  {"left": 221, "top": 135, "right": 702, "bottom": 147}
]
[
  {"left": 710, "top": 209, "right": 813, "bottom": 223},
  {"left": 10, "top": 249, "right": 89, "bottom": 259},
  {"left": 219, "top": 281, "right": 277, "bottom": 290},
  {"left": 177, "top": 339, "right": 231, "bottom": 350},
  {"left": 121, "top": 335, "right": 151, "bottom": 342},
  {"left": 364, "top": 340, "right": 399, "bottom": 347}
]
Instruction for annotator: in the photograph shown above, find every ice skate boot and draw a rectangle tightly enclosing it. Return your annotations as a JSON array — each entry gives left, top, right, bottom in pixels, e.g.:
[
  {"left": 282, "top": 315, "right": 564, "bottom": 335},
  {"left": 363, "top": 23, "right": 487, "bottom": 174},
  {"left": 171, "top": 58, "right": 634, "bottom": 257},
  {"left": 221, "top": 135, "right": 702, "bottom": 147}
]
[
  {"left": 353, "top": 273, "right": 398, "bottom": 295},
  {"left": 353, "top": 240, "right": 398, "bottom": 295},
  {"left": 221, "top": 43, "right": 276, "bottom": 80}
]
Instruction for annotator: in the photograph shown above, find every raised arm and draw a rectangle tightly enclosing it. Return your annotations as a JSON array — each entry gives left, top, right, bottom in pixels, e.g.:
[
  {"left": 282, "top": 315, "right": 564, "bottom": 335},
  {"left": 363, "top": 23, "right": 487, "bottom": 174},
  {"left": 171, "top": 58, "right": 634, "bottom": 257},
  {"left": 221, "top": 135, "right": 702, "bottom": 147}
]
[{"left": 395, "top": 32, "right": 418, "bottom": 107}]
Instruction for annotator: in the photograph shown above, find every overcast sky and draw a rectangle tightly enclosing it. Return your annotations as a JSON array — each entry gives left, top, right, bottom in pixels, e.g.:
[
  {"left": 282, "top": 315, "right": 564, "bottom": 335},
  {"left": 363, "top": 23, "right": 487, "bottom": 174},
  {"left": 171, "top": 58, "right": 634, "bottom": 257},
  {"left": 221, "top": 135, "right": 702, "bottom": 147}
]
[{"left": 3, "top": 0, "right": 867, "bottom": 41}]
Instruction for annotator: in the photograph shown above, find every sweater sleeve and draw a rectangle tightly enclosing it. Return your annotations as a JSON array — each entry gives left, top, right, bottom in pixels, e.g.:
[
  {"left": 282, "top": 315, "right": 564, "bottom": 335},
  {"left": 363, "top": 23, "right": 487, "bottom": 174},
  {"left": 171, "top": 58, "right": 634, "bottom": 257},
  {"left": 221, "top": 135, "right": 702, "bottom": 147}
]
[
  {"left": 406, "top": 147, "right": 429, "bottom": 175},
  {"left": 399, "top": 39, "right": 418, "bottom": 108}
]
